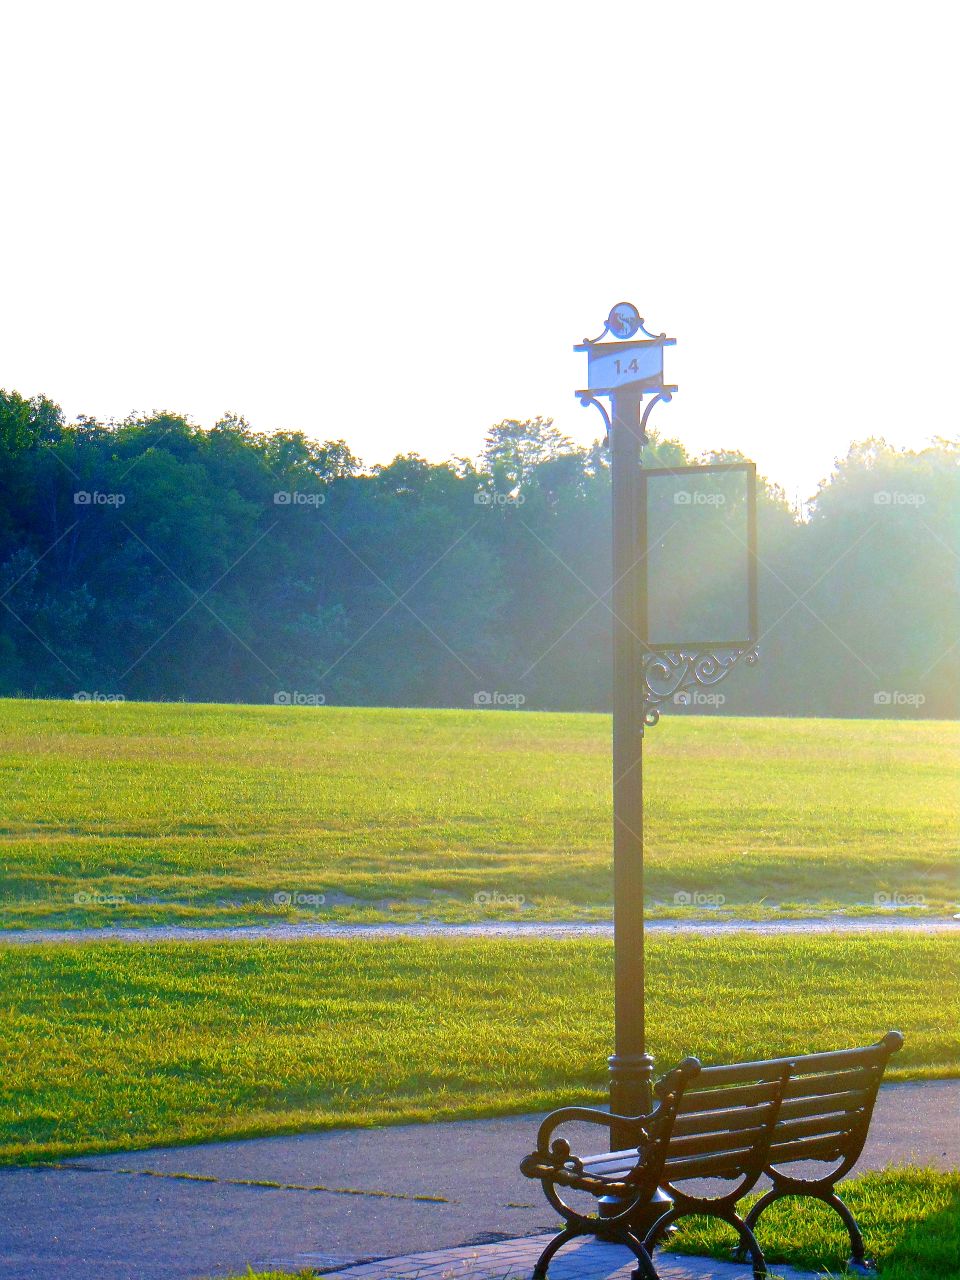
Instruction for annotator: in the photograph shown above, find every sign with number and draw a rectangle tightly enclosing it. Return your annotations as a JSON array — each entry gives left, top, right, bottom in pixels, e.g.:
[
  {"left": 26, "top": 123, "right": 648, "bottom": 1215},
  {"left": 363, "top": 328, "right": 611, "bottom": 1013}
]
[{"left": 584, "top": 339, "right": 666, "bottom": 393}]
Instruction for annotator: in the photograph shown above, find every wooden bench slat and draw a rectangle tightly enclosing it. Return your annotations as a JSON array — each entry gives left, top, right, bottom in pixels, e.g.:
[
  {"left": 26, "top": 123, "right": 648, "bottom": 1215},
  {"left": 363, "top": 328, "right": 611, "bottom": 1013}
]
[
  {"left": 580, "top": 1148, "right": 639, "bottom": 1175},
  {"left": 674, "top": 1103, "right": 786, "bottom": 1137},
  {"left": 664, "top": 1146, "right": 755, "bottom": 1180},
  {"left": 782, "top": 1066, "right": 878, "bottom": 1099},
  {"left": 666, "top": 1131, "right": 846, "bottom": 1180},
  {"left": 578, "top": 1160, "right": 635, "bottom": 1180},
  {"left": 692, "top": 1044, "right": 885, "bottom": 1088},
  {"left": 666, "top": 1124, "right": 770, "bottom": 1159},
  {"left": 677, "top": 1079, "right": 784, "bottom": 1113},
  {"left": 777, "top": 1087, "right": 872, "bottom": 1123},
  {"left": 773, "top": 1112, "right": 861, "bottom": 1144},
  {"left": 768, "top": 1132, "right": 847, "bottom": 1163}
]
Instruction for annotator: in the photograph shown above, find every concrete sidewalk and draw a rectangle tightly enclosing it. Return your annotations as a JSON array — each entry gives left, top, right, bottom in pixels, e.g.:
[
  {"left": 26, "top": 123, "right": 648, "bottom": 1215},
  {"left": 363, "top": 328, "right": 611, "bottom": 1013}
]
[
  {"left": 319, "top": 1234, "right": 820, "bottom": 1280},
  {"left": 0, "top": 1080, "right": 956, "bottom": 1280}
]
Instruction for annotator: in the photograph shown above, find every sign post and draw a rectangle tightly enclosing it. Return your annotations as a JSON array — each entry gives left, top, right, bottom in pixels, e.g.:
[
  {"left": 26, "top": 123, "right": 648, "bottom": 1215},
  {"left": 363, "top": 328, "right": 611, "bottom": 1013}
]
[
  {"left": 607, "top": 379, "right": 655, "bottom": 1134},
  {"left": 576, "top": 303, "right": 677, "bottom": 1136},
  {"left": 575, "top": 304, "right": 759, "bottom": 1221}
]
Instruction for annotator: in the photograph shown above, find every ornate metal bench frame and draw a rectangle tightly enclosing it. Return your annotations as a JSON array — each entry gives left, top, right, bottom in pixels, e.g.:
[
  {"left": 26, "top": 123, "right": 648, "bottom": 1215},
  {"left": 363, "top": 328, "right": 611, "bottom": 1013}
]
[
  {"left": 733, "top": 1031, "right": 904, "bottom": 1275},
  {"left": 521, "top": 1032, "right": 904, "bottom": 1280}
]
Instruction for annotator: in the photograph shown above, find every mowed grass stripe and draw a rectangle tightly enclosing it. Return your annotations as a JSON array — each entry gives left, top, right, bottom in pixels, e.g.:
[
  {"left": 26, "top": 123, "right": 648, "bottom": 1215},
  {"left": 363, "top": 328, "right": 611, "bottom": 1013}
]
[
  {"left": 1, "top": 933, "right": 956, "bottom": 1163},
  {"left": 0, "top": 700, "right": 957, "bottom": 926}
]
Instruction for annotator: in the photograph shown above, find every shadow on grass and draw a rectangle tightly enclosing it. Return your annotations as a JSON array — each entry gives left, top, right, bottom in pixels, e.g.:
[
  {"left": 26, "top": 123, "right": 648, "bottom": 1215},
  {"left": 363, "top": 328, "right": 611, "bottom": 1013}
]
[
  {"left": 662, "top": 1167, "right": 960, "bottom": 1277},
  {"left": 873, "top": 1178, "right": 960, "bottom": 1279}
]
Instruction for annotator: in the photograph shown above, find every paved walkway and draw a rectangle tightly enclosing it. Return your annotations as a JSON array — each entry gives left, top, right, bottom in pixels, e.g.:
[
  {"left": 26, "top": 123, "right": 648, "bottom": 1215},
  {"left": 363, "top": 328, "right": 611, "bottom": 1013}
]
[
  {"left": 0, "top": 1080, "right": 956, "bottom": 1280},
  {"left": 319, "top": 1234, "right": 819, "bottom": 1280},
  {"left": 4, "top": 914, "right": 958, "bottom": 946}
]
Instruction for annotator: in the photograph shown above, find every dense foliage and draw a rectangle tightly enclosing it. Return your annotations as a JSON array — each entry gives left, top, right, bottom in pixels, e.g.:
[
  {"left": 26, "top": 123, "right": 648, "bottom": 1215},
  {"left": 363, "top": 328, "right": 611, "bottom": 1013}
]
[{"left": 0, "top": 390, "right": 956, "bottom": 714}]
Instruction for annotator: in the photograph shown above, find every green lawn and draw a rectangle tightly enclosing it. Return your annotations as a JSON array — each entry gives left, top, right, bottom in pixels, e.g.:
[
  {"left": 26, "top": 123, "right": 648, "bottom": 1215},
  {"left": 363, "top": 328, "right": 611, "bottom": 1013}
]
[
  {"left": 230, "top": 1167, "right": 960, "bottom": 1280},
  {"left": 1, "top": 933, "right": 956, "bottom": 1164},
  {"left": 674, "top": 1166, "right": 960, "bottom": 1278},
  {"left": 0, "top": 699, "right": 956, "bottom": 928}
]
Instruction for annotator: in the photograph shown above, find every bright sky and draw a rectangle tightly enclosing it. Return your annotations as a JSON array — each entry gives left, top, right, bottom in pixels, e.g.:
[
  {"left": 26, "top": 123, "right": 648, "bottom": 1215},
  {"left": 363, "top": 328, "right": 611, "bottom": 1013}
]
[{"left": 3, "top": 1, "right": 957, "bottom": 504}]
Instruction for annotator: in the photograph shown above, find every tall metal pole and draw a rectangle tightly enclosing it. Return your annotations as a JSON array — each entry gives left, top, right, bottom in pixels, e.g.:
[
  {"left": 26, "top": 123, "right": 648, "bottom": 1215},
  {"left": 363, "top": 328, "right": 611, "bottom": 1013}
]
[{"left": 607, "top": 385, "right": 655, "bottom": 1145}]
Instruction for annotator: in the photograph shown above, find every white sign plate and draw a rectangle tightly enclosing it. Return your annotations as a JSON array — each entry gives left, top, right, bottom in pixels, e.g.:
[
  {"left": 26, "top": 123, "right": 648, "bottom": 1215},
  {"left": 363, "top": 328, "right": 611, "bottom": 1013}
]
[{"left": 587, "top": 342, "right": 664, "bottom": 391}]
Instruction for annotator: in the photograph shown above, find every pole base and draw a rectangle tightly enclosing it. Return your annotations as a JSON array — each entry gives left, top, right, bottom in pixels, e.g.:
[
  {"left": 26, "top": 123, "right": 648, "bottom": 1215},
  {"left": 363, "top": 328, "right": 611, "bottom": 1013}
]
[
  {"left": 608, "top": 1051, "right": 656, "bottom": 1119},
  {"left": 598, "top": 1187, "right": 674, "bottom": 1235},
  {"left": 603, "top": 1053, "right": 672, "bottom": 1237}
]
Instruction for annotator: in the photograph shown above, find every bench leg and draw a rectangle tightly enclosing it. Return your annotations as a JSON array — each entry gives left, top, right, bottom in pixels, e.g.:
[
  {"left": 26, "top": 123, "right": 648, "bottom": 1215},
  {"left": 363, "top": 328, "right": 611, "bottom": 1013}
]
[
  {"left": 726, "top": 1212, "right": 767, "bottom": 1280},
  {"left": 531, "top": 1224, "right": 583, "bottom": 1280},
  {"left": 734, "top": 1188, "right": 782, "bottom": 1262},
  {"left": 739, "top": 1187, "right": 874, "bottom": 1275},
  {"left": 647, "top": 1207, "right": 765, "bottom": 1280},
  {"left": 532, "top": 1223, "right": 659, "bottom": 1280},
  {"left": 623, "top": 1234, "right": 660, "bottom": 1280},
  {"left": 642, "top": 1205, "right": 678, "bottom": 1253},
  {"left": 613, "top": 1229, "right": 659, "bottom": 1280},
  {"left": 823, "top": 1189, "right": 874, "bottom": 1273}
]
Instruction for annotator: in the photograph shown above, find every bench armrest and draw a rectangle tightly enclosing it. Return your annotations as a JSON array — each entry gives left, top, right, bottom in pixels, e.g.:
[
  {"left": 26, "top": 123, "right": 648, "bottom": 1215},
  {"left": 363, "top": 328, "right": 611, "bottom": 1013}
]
[
  {"left": 530, "top": 1105, "right": 654, "bottom": 1161},
  {"left": 530, "top": 1055, "right": 702, "bottom": 1160},
  {"left": 520, "top": 1057, "right": 701, "bottom": 1189},
  {"left": 521, "top": 1106, "right": 654, "bottom": 1187}
]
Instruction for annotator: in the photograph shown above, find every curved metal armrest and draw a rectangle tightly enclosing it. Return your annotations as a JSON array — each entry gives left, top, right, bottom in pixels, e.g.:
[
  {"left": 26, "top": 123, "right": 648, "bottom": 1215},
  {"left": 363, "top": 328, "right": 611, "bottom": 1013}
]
[
  {"left": 524, "top": 1058, "right": 701, "bottom": 1188},
  {"left": 533, "top": 1105, "right": 654, "bottom": 1156}
]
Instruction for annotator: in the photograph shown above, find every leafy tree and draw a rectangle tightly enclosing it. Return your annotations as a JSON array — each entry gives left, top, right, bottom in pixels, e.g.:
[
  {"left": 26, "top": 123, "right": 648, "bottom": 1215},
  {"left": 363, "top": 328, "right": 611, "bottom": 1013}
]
[{"left": 0, "top": 392, "right": 953, "bottom": 717}]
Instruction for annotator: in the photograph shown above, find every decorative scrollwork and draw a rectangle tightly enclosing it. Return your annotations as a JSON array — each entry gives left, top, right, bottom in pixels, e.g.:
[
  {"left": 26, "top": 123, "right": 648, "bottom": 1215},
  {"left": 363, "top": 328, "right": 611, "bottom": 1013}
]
[
  {"left": 642, "top": 646, "right": 759, "bottom": 726},
  {"left": 581, "top": 317, "right": 665, "bottom": 345},
  {"left": 578, "top": 386, "right": 677, "bottom": 446},
  {"left": 638, "top": 388, "right": 674, "bottom": 443},
  {"left": 576, "top": 391, "right": 612, "bottom": 438}
]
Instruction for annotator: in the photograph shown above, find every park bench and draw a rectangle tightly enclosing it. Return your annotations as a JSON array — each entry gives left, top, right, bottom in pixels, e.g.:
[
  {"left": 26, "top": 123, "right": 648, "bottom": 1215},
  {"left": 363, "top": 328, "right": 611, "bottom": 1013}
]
[{"left": 520, "top": 1031, "right": 904, "bottom": 1279}]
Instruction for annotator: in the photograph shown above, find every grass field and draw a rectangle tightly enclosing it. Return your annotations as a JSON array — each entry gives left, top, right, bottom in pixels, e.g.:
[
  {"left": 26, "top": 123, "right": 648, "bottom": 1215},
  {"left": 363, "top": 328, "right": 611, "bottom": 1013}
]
[
  {"left": 672, "top": 1167, "right": 960, "bottom": 1278},
  {"left": 1, "top": 933, "right": 956, "bottom": 1164},
  {"left": 232, "top": 1168, "right": 960, "bottom": 1280},
  {"left": 0, "top": 699, "right": 956, "bottom": 928}
]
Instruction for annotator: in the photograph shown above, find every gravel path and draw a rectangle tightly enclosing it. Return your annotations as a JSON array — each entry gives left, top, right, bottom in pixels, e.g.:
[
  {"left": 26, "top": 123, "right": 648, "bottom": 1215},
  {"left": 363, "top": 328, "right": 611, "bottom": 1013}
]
[{"left": 2, "top": 914, "right": 958, "bottom": 945}]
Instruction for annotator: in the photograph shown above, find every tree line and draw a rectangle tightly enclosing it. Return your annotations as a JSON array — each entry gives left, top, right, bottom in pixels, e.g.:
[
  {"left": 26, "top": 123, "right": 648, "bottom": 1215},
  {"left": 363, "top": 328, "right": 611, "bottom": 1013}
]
[{"left": 0, "top": 389, "right": 956, "bottom": 716}]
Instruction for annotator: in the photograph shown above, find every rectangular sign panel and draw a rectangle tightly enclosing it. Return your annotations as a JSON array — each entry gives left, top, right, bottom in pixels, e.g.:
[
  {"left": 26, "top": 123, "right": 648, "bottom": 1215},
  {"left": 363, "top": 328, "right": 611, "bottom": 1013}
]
[
  {"left": 641, "top": 462, "right": 757, "bottom": 649},
  {"left": 586, "top": 340, "right": 665, "bottom": 392}
]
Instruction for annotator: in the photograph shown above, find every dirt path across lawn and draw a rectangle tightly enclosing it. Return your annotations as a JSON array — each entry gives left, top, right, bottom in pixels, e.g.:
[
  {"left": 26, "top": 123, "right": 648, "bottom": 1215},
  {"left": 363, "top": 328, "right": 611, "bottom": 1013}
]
[{"left": 2, "top": 914, "right": 958, "bottom": 945}]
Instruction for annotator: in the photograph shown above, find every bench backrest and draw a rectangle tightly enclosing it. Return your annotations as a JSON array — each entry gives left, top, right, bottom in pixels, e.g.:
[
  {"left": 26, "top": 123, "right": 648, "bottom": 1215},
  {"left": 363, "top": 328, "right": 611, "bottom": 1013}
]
[
  {"left": 764, "top": 1030, "right": 903, "bottom": 1173},
  {"left": 655, "top": 1059, "right": 791, "bottom": 1187},
  {"left": 659, "top": 1031, "right": 903, "bottom": 1186}
]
